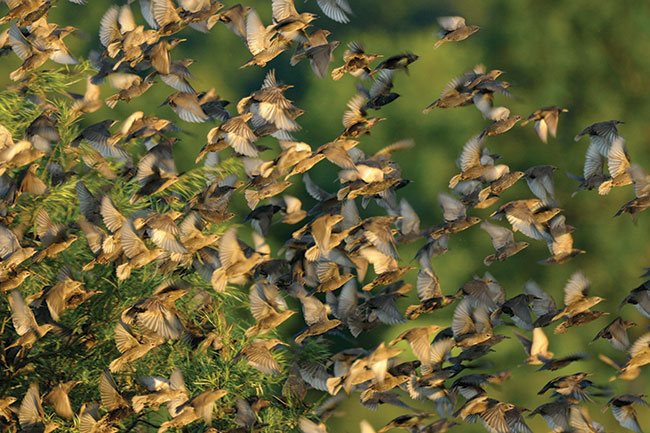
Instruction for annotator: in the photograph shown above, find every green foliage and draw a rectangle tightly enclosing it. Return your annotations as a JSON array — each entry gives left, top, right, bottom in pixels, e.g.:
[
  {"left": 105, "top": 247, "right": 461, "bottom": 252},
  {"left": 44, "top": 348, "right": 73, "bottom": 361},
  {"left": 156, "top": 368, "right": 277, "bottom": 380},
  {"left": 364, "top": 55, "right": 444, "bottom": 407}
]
[{"left": 0, "top": 65, "right": 320, "bottom": 433}]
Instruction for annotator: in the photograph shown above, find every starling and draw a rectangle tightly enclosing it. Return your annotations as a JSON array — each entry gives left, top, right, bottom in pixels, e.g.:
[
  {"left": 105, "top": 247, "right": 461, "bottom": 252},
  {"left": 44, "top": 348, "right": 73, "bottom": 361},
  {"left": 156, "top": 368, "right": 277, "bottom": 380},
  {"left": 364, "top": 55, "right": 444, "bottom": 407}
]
[
  {"left": 430, "top": 193, "right": 481, "bottom": 238},
  {"left": 25, "top": 111, "right": 60, "bottom": 153},
  {"left": 105, "top": 73, "right": 156, "bottom": 109},
  {"left": 242, "top": 8, "right": 292, "bottom": 68},
  {"left": 19, "top": 383, "right": 59, "bottom": 433},
  {"left": 291, "top": 39, "right": 340, "bottom": 79},
  {"left": 6, "top": 290, "right": 55, "bottom": 363},
  {"left": 68, "top": 76, "right": 103, "bottom": 118},
  {"left": 237, "top": 69, "right": 303, "bottom": 132},
  {"left": 490, "top": 199, "right": 554, "bottom": 242},
  {"left": 455, "top": 393, "right": 516, "bottom": 433},
  {"left": 621, "top": 332, "right": 650, "bottom": 374},
  {"left": 109, "top": 321, "right": 165, "bottom": 372},
  {"left": 538, "top": 372, "right": 593, "bottom": 401},
  {"left": 591, "top": 317, "right": 636, "bottom": 351},
  {"left": 480, "top": 112, "right": 521, "bottom": 138},
  {"left": 553, "top": 271, "right": 604, "bottom": 321},
  {"left": 521, "top": 106, "right": 568, "bottom": 143},
  {"left": 295, "top": 290, "right": 341, "bottom": 343},
  {"left": 513, "top": 327, "right": 554, "bottom": 365},
  {"left": 524, "top": 165, "right": 557, "bottom": 203},
  {"left": 574, "top": 119, "right": 624, "bottom": 157},
  {"left": 599, "top": 136, "right": 631, "bottom": 195},
  {"left": 615, "top": 164, "right": 650, "bottom": 219},
  {"left": 570, "top": 406, "right": 606, "bottom": 433},
  {"left": 331, "top": 41, "right": 382, "bottom": 81},
  {"left": 235, "top": 338, "right": 286, "bottom": 374},
  {"left": 448, "top": 134, "right": 510, "bottom": 188},
  {"left": 151, "top": 0, "right": 187, "bottom": 35},
  {"left": 434, "top": 16, "right": 480, "bottom": 49},
  {"left": 99, "top": 5, "right": 159, "bottom": 59},
  {"left": 603, "top": 394, "right": 648, "bottom": 433},
  {"left": 377, "top": 413, "right": 434, "bottom": 433},
  {"left": 359, "top": 69, "right": 400, "bottom": 110},
  {"left": 34, "top": 208, "right": 78, "bottom": 262},
  {"left": 538, "top": 353, "right": 589, "bottom": 371},
  {"left": 271, "top": 0, "right": 317, "bottom": 42},
  {"left": 529, "top": 399, "right": 571, "bottom": 433},
  {"left": 618, "top": 280, "right": 650, "bottom": 319},
  {"left": 245, "top": 280, "right": 294, "bottom": 337},
  {"left": 370, "top": 53, "right": 419, "bottom": 76},
  {"left": 122, "top": 280, "right": 189, "bottom": 340},
  {"left": 44, "top": 381, "right": 80, "bottom": 419},
  {"left": 312, "top": 0, "right": 353, "bottom": 23},
  {"left": 389, "top": 325, "right": 440, "bottom": 369},
  {"left": 341, "top": 93, "right": 385, "bottom": 138},
  {"left": 162, "top": 92, "right": 210, "bottom": 123},
  {"left": 539, "top": 214, "right": 585, "bottom": 265},
  {"left": 452, "top": 298, "right": 494, "bottom": 348},
  {"left": 216, "top": 4, "right": 251, "bottom": 41},
  {"left": 8, "top": 22, "right": 78, "bottom": 81},
  {"left": 480, "top": 221, "right": 529, "bottom": 266},
  {"left": 116, "top": 218, "right": 164, "bottom": 280}
]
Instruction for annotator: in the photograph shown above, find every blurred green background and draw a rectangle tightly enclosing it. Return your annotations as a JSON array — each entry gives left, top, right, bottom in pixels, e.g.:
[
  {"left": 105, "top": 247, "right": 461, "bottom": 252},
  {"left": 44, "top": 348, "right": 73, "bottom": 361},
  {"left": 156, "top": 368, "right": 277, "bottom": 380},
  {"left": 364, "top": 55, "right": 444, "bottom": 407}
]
[{"left": 3, "top": 0, "right": 650, "bottom": 432}]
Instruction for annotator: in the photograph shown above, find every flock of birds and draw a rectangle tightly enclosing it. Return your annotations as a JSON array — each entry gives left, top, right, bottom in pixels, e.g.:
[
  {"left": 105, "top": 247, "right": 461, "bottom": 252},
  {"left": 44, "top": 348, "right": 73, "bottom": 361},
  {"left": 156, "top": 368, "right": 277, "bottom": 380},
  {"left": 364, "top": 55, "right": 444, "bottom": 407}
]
[{"left": 1, "top": 0, "right": 650, "bottom": 433}]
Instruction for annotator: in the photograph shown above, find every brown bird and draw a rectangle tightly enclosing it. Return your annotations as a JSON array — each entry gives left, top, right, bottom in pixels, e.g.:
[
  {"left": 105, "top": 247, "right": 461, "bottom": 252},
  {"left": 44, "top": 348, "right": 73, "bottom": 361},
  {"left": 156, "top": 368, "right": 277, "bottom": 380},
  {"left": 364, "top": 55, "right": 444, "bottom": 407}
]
[
  {"left": 44, "top": 381, "right": 80, "bottom": 419},
  {"left": 238, "top": 70, "right": 303, "bottom": 132},
  {"left": 448, "top": 134, "right": 510, "bottom": 188},
  {"left": 389, "top": 325, "right": 440, "bottom": 369},
  {"left": 615, "top": 163, "right": 650, "bottom": 220},
  {"left": 434, "top": 16, "right": 480, "bottom": 49},
  {"left": 524, "top": 165, "right": 557, "bottom": 203},
  {"left": 241, "top": 8, "right": 292, "bottom": 68},
  {"left": 216, "top": 4, "right": 251, "bottom": 41},
  {"left": 553, "top": 271, "right": 604, "bottom": 321},
  {"left": 99, "top": 5, "right": 159, "bottom": 60},
  {"left": 116, "top": 218, "right": 164, "bottom": 280},
  {"left": 513, "top": 327, "right": 554, "bottom": 365},
  {"left": 245, "top": 280, "right": 294, "bottom": 337},
  {"left": 521, "top": 106, "right": 568, "bottom": 143},
  {"left": 618, "top": 280, "right": 650, "bottom": 319},
  {"left": 68, "top": 76, "right": 103, "bottom": 118},
  {"left": 570, "top": 406, "right": 606, "bottom": 433},
  {"left": 538, "top": 372, "right": 594, "bottom": 401},
  {"left": 480, "top": 221, "right": 529, "bottom": 265},
  {"left": 341, "top": 93, "right": 385, "bottom": 138},
  {"left": 452, "top": 298, "right": 494, "bottom": 348},
  {"left": 529, "top": 399, "right": 572, "bottom": 433},
  {"left": 122, "top": 280, "right": 189, "bottom": 340},
  {"left": 370, "top": 53, "right": 419, "bottom": 76},
  {"left": 295, "top": 290, "right": 341, "bottom": 343},
  {"left": 331, "top": 41, "right": 382, "bottom": 80},
  {"left": 620, "top": 332, "right": 650, "bottom": 375},
  {"left": 34, "top": 208, "right": 78, "bottom": 262},
  {"left": 455, "top": 393, "right": 517, "bottom": 433},
  {"left": 19, "top": 383, "right": 59, "bottom": 433},
  {"left": 291, "top": 38, "right": 340, "bottom": 79},
  {"left": 603, "top": 394, "right": 648, "bottom": 433},
  {"left": 574, "top": 119, "right": 623, "bottom": 157},
  {"left": 234, "top": 338, "right": 286, "bottom": 374},
  {"left": 539, "top": 214, "right": 585, "bottom": 265},
  {"left": 162, "top": 92, "right": 210, "bottom": 123},
  {"left": 109, "top": 321, "right": 165, "bottom": 372},
  {"left": 430, "top": 193, "right": 481, "bottom": 238},
  {"left": 8, "top": 22, "right": 78, "bottom": 81},
  {"left": 105, "top": 73, "right": 156, "bottom": 109},
  {"left": 591, "top": 317, "right": 636, "bottom": 351},
  {"left": 480, "top": 112, "right": 521, "bottom": 138},
  {"left": 599, "top": 136, "right": 631, "bottom": 195}
]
